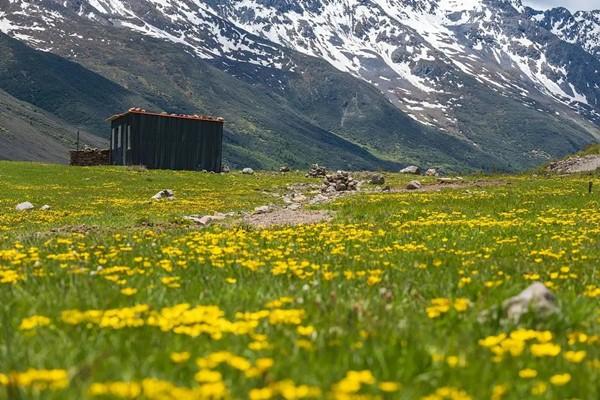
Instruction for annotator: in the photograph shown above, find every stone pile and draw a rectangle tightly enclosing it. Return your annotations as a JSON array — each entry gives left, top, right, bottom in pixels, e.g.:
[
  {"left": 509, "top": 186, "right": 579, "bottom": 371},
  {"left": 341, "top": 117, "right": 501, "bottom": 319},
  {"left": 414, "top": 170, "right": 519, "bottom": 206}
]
[
  {"left": 306, "top": 164, "right": 328, "bottom": 178},
  {"left": 70, "top": 148, "right": 111, "bottom": 167},
  {"left": 322, "top": 171, "right": 358, "bottom": 193}
]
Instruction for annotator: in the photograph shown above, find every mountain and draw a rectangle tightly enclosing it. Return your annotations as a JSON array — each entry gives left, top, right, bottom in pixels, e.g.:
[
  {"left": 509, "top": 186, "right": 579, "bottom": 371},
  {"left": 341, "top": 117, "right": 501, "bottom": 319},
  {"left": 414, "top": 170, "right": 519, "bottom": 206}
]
[
  {"left": 0, "top": 0, "right": 599, "bottom": 171},
  {"left": 0, "top": 87, "right": 105, "bottom": 162},
  {"left": 527, "top": 7, "right": 600, "bottom": 58}
]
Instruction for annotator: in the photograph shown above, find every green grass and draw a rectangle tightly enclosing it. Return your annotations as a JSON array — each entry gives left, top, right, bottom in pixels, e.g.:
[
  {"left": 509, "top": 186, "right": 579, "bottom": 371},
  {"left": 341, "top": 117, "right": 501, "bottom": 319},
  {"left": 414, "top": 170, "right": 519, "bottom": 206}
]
[
  {"left": 0, "top": 162, "right": 598, "bottom": 400},
  {"left": 577, "top": 144, "right": 600, "bottom": 157}
]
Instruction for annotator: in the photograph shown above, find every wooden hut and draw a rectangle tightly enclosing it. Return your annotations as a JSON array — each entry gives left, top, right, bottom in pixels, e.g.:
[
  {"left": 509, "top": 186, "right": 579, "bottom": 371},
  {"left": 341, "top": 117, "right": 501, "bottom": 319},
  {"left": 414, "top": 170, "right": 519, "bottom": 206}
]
[{"left": 108, "top": 108, "right": 224, "bottom": 171}]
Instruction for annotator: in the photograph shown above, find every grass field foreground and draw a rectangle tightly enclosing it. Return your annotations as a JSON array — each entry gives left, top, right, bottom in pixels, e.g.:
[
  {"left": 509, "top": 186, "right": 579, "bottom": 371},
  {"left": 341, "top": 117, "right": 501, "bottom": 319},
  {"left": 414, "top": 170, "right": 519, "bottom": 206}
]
[{"left": 0, "top": 161, "right": 598, "bottom": 399}]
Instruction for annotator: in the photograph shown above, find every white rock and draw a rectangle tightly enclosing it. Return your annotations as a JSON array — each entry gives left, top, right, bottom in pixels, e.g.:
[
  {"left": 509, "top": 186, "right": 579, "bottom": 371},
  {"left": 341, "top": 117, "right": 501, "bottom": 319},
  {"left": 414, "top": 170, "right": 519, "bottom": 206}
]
[
  {"left": 254, "top": 206, "right": 271, "bottom": 215},
  {"left": 16, "top": 202, "right": 35, "bottom": 211},
  {"left": 152, "top": 189, "right": 175, "bottom": 201},
  {"left": 287, "top": 203, "right": 302, "bottom": 210},
  {"left": 425, "top": 168, "right": 439, "bottom": 177},
  {"left": 40, "top": 205, "right": 51, "bottom": 211},
  {"left": 406, "top": 180, "right": 422, "bottom": 190},
  {"left": 400, "top": 165, "right": 421, "bottom": 174},
  {"left": 242, "top": 168, "right": 255, "bottom": 175},
  {"left": 503, "top": 282, "right": 559, "bottom": 323}
]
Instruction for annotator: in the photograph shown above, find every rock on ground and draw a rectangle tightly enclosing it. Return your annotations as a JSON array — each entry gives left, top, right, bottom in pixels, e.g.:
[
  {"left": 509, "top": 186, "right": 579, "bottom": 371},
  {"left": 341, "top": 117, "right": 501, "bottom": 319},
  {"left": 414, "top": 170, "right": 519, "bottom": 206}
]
[
  {"left": 242, "top": 168, "right": 255, "bottom": 175},
  {"left": 369, "top": 174, "right": 385, "bottom": 185},
  {"left": 253, "top": 206, "right": 272, "bottom": 215},
  {"left": 400, "top": 165, "right": 421, "bottom": 174},
  {"left": 425, "top": 168, "right": 439, "bottom": 176},
  {"left": 503, "top": 282, "right": 559, "bottom": 323},
  {"left": 16, "top": 201, "right": 35, "bottom": 211},
  {"left": 40, "top": 205, "right": 51, "bottom": 211},
  {"left": 322, "top": 171, "right": 358, "bottom": 192},
  {"left": 151, "top": 189, "right": 175, "bottom": 201},
  {"left": 406, "top": 180, "right": 422, "bottom": 190},
  {"left": 306, "top": 164, "right": 328, "bottom": 178}
]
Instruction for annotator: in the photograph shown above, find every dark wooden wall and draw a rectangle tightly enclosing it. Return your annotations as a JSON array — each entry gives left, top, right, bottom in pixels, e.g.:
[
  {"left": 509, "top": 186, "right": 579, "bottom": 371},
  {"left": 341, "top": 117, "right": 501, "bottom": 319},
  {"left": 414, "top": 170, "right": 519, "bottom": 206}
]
[{"left": 110, "top": 114, "right": 223, "bottom": 171}]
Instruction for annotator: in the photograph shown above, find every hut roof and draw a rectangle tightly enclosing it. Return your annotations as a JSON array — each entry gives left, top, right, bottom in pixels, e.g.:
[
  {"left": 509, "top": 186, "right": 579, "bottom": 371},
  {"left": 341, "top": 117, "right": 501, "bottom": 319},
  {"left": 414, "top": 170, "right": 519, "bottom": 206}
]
[{"left": 108, "top": 108, "right": 224, "bottom": 123}]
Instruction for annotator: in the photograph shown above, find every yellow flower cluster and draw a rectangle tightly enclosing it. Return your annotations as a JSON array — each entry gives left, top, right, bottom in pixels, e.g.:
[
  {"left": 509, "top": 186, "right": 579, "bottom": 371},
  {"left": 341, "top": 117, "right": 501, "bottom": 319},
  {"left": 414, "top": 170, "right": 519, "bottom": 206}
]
[
  {"left": 0, "top": 369, "right": 69, "bottom": 390},
  {"left": 422, "top": 386, "right": 472, "bottom": 400},
  {"left": 18, "top": 315, "right": 51, "bottom": 331},
  {"left": 89, "top": 378, "right": 227, "bottom": 399},
  {"left": 479, "top": 329, "right": 561, "bottom": 361},
  {"left": 426, "top": 298, "right": 470, "bottom": 319},
  {"left": 331, "top": 370, "right": 400, "bottom": 399}
]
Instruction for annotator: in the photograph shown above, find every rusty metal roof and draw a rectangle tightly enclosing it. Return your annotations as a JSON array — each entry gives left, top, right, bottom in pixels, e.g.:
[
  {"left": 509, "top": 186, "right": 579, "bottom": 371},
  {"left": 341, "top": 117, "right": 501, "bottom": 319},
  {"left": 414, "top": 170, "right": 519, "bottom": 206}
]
[{"left": 108, "top": 108, "right": 225, "bottom": 123}]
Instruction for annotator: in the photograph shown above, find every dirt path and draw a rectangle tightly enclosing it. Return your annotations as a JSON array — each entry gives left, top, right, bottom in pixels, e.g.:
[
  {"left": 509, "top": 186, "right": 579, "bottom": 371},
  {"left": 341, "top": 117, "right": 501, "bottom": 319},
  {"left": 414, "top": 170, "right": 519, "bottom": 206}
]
[{"left": 242, "top": 209, "right": 332, "bottom": 229}]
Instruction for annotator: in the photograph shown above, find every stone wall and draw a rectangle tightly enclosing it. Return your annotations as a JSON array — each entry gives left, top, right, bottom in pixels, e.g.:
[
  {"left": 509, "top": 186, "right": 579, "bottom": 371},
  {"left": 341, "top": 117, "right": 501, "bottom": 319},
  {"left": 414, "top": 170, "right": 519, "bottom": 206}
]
[{"left": 70, "top": 149, "right": 111, "bottom": 166}]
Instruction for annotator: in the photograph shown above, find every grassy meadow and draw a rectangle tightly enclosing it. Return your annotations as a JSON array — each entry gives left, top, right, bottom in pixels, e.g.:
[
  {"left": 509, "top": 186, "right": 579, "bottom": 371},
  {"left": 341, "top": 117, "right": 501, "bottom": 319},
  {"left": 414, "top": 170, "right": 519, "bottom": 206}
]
[{"left": 0, "top": 161, "right": 598, "bottom": 400}]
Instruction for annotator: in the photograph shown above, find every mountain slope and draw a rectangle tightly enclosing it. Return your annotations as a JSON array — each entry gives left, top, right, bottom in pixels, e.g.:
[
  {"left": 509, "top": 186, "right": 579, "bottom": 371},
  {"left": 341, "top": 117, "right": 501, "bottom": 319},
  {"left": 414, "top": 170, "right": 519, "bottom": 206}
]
[
  {"left": 0, "top": 88, "right": 105, "bottom": 162},
  {"left": 528, "top": 7, "right": 600, "bottom": 59},
  {"left": 0, "top": 0, "right": 599, "bottom": 171}
]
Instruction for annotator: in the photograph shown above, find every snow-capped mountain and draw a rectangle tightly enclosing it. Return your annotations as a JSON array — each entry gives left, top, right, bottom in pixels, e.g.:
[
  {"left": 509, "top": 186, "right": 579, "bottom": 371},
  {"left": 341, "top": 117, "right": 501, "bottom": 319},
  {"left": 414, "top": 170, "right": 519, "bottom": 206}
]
[
  {"left": 528, "top": 7, "right": 600, "bottom": 58},
  {"left": 0, "top": 0, "right": 599, "bottom": 170}
]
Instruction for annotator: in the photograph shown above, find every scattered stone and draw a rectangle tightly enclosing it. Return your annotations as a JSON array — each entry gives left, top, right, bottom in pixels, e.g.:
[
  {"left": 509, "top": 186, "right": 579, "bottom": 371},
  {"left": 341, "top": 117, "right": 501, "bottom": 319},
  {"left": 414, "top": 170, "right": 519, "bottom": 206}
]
[
  {"left": 280, "top": 166, "right": 291, "bottom": 173},
  {"left": 242, "top": 168, "right": 255, "bottom": 175},
  {"left": 306, "top": 164, "right": 328, "bottom": 178},
  {"left": 400, "top": 165, "right": 421, "bottom": 175},
  {"left": 322, "top": 171, "right": 358, "bottom": 193},
  {"left": 382, "top": 185, "right": 392, "bottom": 192},
  {"left": 184, "top": 213, "right": 229, "bottom": 226},
  {"left": 253, "top": 205, "right": 272, "bottom": 215},
  {"left": 40, "top": 205, "right": 51, "bottom": 211},
  {"left": 151, "top": 189, "right": 175, "bottom": 201},
  {"left": 287, "top": 203, "right": 302, "bottom": 211},
  {"left": 425, "top": 168, "right": 439, "bottom": 177},
  {"left": 503, "top": 282, "right": 559, "bottom": 323},
  {"left": 16, "top": 201, "right": 35, "bottom": 211},
  {"left": 221, "top": 165, "right": 230, "bottom": 173},
  {"left": 369, "top": 174, "right": 385, "bottom": 185},
  {"left": 406, "top": 180, "right": 422, "bottom": 190},
  {"left": 310, "top": 194, "right": 329, "bottom": 204}
]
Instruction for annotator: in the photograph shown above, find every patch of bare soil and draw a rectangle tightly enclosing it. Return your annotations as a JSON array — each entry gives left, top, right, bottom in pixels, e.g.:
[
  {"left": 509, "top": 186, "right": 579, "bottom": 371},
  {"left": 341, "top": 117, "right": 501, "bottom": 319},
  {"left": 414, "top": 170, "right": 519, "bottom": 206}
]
[{"left": 243, "top": 209, "right": 332, "bottom": 228}]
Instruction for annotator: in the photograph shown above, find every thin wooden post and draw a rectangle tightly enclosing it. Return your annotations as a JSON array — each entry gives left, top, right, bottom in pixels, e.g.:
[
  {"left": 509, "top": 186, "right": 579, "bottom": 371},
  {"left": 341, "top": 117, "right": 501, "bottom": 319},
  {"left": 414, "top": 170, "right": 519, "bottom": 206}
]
[{"left": 589, "top": 181, "right": 593, "bottom": 194}]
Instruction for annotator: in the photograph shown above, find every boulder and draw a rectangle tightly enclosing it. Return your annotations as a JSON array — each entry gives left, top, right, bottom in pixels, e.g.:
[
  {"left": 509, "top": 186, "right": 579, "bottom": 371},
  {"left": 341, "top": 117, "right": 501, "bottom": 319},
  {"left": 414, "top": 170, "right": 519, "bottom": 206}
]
[
  {"left": 503, "top": 282, "right": 559, "bottom": 323},
  {"left": 369, "top": 174, "right": 385, "bottom": 185},
  {"left": 40, "top": 205, "right": 51, "bottom": 211},
  {"left": 221, "top": 165, "right": 231, "bottom": 173},
  {"left": 242, "top": 168, "right": 255, "bottom": 175},
  {"left": 151, "top": 189, "right": 175, "bottom": 201},
  {"left": 400, "top": 165, "right": 421, "bottom": 175},
  {"left": 425, "top": 168, "right": 439, "bottom": 177},
  {"left": 406, "top": 180, "right": 422, "bottom": 190},
  {"left": 280, "top": 166, "right": 291, "bottom": 173},
  {"left": 16, "top": 201, "right": 35, "bottom": 211}
]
